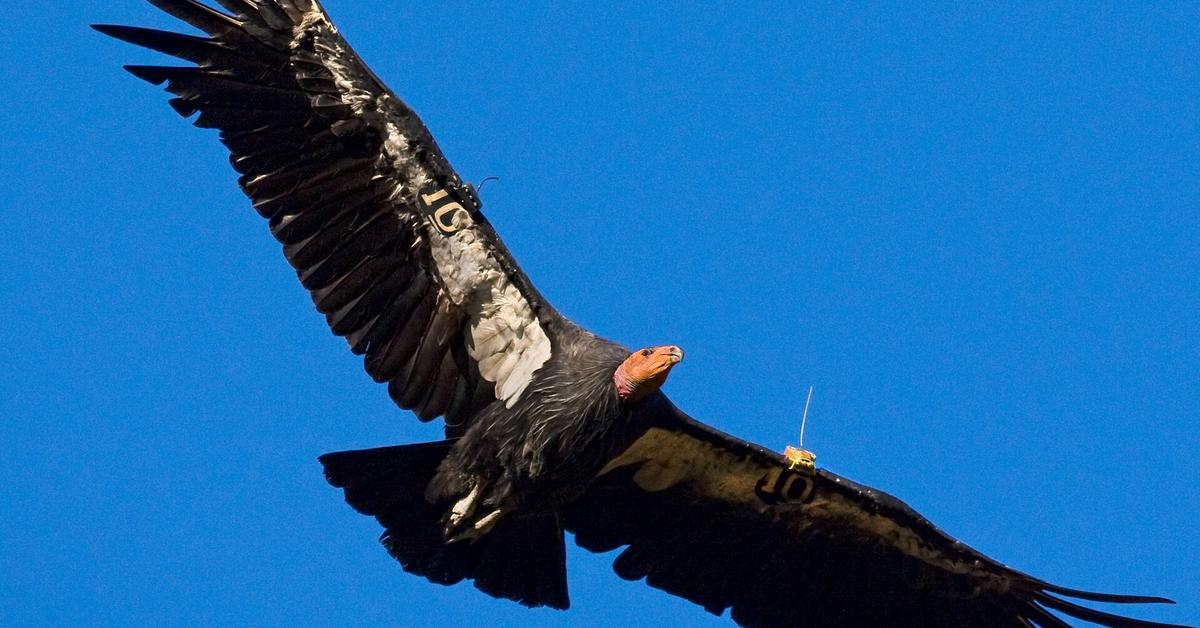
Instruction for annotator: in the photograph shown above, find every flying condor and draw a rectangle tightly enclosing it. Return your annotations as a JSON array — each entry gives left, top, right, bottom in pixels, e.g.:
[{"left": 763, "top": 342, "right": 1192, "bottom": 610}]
[{"left": 96, "top": 2, "right": 1188, "bottom": 627}]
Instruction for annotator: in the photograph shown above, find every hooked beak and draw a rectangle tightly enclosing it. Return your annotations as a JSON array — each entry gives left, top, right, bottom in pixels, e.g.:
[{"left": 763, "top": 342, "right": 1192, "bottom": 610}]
[{"left": 665, "top": 346, "right": 684, "bottom": 364}]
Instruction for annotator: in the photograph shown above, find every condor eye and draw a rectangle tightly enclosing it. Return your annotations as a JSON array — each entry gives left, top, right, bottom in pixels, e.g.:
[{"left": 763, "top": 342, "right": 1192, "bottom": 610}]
[{"left": 641, "top": 349, "right": 652, "bottom": 357}]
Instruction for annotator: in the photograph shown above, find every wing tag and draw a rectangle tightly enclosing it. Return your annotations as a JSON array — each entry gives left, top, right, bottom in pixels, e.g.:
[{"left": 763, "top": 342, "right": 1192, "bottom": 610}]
[
  {"left": 781, "top": 385, "right": 817, "bottom": 474},
  {"left": 784, "top": 446, "right": 816, "bottom": 473},
  {"left": 418, "top": 183, "right": 481, "bottom": 236},
  {"left": 754, "top": 466, "right": 815, "bottom": 506}
]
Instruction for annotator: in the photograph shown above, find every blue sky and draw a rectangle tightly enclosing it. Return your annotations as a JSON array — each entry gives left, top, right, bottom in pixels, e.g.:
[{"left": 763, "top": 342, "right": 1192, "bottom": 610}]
[{"left": 2, "top": 2, "right": 1196, "bottom": 626}]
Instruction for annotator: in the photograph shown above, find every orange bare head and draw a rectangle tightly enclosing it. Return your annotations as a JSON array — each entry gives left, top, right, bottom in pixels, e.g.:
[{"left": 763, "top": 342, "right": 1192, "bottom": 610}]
[{"left": 614, "top": 345, "right": 685, "bottom": 403}]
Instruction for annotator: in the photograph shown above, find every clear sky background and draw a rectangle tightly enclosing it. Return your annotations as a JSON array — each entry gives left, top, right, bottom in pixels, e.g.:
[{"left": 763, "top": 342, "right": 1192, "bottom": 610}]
[{"left": 1, "top": 2, "right": 1196, "bottom": 626}]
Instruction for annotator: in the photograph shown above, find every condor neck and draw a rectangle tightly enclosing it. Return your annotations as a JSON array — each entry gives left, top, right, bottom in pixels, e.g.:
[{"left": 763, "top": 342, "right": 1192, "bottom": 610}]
[{"left": 613, "top": 363, "right": 651, "bottom": 403}]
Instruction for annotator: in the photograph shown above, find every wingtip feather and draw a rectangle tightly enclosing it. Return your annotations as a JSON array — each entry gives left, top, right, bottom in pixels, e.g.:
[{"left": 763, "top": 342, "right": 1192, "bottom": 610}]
[
  {"left": 91, "top": 23, "right": 208, "bottom": 58},
  {"left": 1035, "top": 592, "right": 1192, "bottom": 628},
  {"left": 123, "top": 65, "right": 171, "bottom": 85},
  {"left": 1040, "top": 583, "right": 1175, "bottom": 605}
]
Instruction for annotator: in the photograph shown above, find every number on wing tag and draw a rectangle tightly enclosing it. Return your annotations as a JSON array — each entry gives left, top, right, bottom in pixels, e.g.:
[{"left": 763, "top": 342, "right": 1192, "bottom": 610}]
[
  {"left": 418, "top": 183, "right": 481, "bottom": 236},
  {"left": 754, "top": 467, "right": 816, "bottom": 507}
]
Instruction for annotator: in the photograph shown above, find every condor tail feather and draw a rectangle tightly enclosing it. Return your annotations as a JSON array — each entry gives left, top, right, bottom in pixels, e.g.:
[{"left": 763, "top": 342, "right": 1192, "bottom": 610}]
[{"left": 319, "top": 441, "right": 569, "bottom": 609}]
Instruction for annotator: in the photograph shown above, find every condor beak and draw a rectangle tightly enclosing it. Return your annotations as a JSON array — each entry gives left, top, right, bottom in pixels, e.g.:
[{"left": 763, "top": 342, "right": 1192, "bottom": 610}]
[{"left": 666, "top": 346, "right": 684, "bottom": 364}]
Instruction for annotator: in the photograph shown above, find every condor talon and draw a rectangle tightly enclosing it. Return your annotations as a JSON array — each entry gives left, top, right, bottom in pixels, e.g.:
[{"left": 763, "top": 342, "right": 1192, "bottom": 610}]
[
  {"left": 446, "top": 484, "right": 481, "bottom": 530},
  {"left": 472, "top": 509, "right": 506, "bottom": 534}
]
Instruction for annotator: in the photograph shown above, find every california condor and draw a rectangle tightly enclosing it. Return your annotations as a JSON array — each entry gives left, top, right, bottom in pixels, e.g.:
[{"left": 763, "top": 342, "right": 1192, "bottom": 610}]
[{"left": 94, "top": 2, "right": 1189, "bottom": 626}]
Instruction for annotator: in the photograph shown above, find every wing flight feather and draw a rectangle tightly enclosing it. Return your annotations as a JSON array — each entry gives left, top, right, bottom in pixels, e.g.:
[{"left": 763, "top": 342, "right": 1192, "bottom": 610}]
[
  {"left": 96, "top": 1, "right": 559, "bottom": 433},
  {"left": 567, "top": 402, "right": 1186, "bottom": 628}
]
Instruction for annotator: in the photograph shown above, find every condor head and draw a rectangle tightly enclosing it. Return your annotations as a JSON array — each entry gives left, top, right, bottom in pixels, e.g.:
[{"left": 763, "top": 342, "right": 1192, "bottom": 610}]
[{"left": 613, "top": 345, "right": 684, "bottom": 403}]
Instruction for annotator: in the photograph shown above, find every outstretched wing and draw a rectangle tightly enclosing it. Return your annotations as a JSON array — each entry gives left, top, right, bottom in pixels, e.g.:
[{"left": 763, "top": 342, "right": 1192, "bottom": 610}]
[
  {"left": 566, "top": 403, "right": 1185, "bottom": 628},
  {"left": 95, "top": 1, "right": 561, "bottom": 434}
]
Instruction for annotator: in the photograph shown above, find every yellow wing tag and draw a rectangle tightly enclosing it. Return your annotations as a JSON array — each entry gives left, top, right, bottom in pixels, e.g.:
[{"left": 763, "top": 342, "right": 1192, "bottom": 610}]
[
  {"left": 783, "top": 386, "right": 817, "bottom": 473},
  {"left": 784, "top": 445, "right": 816, "bottom": 473}
]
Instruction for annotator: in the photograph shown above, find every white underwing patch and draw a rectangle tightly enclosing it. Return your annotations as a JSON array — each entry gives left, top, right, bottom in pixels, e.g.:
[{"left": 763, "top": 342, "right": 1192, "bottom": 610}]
[
  {"left": 297, "top": 8, "right": 552, "bottom": 407},
  {"left": 429, "top": 227, "right": 551, "bottom": 406}
]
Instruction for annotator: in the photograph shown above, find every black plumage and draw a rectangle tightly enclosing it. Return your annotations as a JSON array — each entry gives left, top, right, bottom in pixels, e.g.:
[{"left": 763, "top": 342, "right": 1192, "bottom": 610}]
[{"left": 96, "top": 2, "right": 1188, "bottom": 626}]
